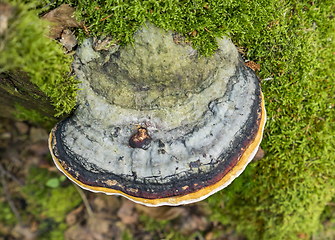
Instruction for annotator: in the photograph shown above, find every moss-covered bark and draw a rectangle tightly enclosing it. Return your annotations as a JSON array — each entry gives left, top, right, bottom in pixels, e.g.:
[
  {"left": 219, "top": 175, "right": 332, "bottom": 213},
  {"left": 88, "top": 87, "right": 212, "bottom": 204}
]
[
  {"left": 0, "top": 1, "right": 78, "bottom": 121},
  {"left": 0, "top": 70, "right": 56, "bottom": 121}
]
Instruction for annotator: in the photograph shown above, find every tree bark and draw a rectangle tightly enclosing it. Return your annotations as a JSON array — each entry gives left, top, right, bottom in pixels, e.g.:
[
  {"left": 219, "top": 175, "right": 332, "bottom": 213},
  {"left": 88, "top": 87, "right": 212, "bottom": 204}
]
[{"left": 0, "top": 70, "right": 56, "bottom": 120}]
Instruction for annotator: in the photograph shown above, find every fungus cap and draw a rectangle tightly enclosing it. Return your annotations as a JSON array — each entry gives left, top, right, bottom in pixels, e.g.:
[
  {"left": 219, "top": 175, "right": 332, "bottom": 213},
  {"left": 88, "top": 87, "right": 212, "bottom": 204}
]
[{"left": 49, "top": 23, "right": 266, "bottom": 207}]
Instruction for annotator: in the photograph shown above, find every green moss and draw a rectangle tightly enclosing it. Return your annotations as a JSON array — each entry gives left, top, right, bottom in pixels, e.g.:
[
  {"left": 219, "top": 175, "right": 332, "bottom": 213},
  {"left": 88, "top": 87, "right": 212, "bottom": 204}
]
[
  {"left": 207, "top": 0, "right": 335, "bottom": 239},
  {"left": 0, "top": 1, "right": 79, "bottom": 117},
  {"left": 0, "top": 200, "right": 17, "bottom": 227},
  {"left": 13, "top": 103, "right": 55, "bottom": 126},
  {"left": 121, "top": 229, "right": 133, "bottom": 240},
  {"left": 38, "top": 0, "right": 277, "bottom": 57},
  {"left": 0, "top": 0, "right": 281, "bottom": 117},
  {"left": 21, "top": 167, "right": 82, "bottom": 239},
  {"left": 317, "top": 198, "right": 335, "bottom": 239},
  {"left": 139, "top": 214, "right": 170, "bottom": 233},
  {"left": 2, "top": 83, "right": 23, "bottom": 97},
  {"left": 21, "top": 167, "right": 82, "bottom": 221},
  {"left": 139, "top": 214, "right": 198, "bottom": 240},
  {"left": 28, "top": 92, "right": 42, "bottom": 100}
]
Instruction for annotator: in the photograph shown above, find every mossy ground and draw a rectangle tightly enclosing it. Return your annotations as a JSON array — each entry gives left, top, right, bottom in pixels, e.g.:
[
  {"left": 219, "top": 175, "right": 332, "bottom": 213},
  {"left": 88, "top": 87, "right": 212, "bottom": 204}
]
[
  {"left": 0, "top": 0, "right": 334, "bottom": 239},
  {"left": 20, "top": 168, "right": 82, "bottom": 239}
]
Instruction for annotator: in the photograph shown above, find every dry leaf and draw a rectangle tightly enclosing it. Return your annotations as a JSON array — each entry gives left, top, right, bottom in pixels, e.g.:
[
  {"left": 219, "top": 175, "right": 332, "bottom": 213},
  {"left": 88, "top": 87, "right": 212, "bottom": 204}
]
[
  {"left": 29, "top": 141, "right": 49, "bottom": 156},
  {"left": 117, "top": 199, "right": 139, "bottom": 224},
  {"left": 14, "top": 122, "right": 29, "bottom": 135},
  {"left": 252, "top": 147, "right": 265, "bottom": 161},
  {"left": 92, "top": 194, "right": 120, "bottom": 214},
  {"left": 0, "top": 2, "right": 12, "bottom": 35},
  {"left": 177, "top": 204, "right": 209, "bottom": 236},
  {"left": 88, "top": 218, "right": 111, "bottom": 235},
  {"left": 11, "top": 224, "right": 37, "bottom": 240},
  {"left": 136, "top": 205, "right": 187, "bottom": 221},
  {"left": 66, "top": 204, "right": 84, "bottom": 226},
  {"left": 65, "top": 224, "right": 97, "bottom": 240},
  {"left": 244, "top": 61, "right": 261, "bottom": 72},
  {"left": 92, "top": 196, "right": 105, "bottom": 212},
  {"left": 29, "top": 127, "right": 48, "bottom": 143},
  {"left": 42, "top": 4, "right": 82, "bottom": 39},
  {"left": 178, "top": 214, "right": 208, "bottom": 236},
  {"left": 205, "top": 231, "right": 214, "bottom": 240},
  {"left": 3, "top": 143, "right": 21, "bottom": 165},
  {"left": 0, "top": 222, "right": 12, "bottom": 236},
  {"left": 92, "top": 36, "right": 118, "bottom": 51},
  {"left": 297, "top": 232, "right": 310, "bottom": 239},
  {"left": 59, "top": 29, "right": 78, "bottom": 51},
  {"left": 65, "top": 217, "right": 119, "bottom": 240},
  {"left": 237, "top": 46, "right": 246, "bottom": 56},
  {"left": 30, "top": 221, "right": 39, "bottom": 233}
]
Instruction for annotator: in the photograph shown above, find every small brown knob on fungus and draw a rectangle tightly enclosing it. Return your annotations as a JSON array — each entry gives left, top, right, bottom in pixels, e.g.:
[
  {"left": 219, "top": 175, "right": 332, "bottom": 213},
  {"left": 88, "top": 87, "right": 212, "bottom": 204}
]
[{"left": 129, "top": 127, "right": 151, "bottom": 150}]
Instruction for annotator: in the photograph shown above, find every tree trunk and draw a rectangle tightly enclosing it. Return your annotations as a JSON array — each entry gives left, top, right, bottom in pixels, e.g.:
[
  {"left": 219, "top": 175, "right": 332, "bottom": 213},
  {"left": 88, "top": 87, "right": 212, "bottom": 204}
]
[{"left": 0, "top": 70, "right": 56, "bottom": 121}]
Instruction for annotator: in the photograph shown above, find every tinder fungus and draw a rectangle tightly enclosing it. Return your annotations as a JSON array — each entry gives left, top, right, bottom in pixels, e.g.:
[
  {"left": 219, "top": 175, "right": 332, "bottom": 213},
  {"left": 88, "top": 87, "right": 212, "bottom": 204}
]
[{"left": 49, "top": 23, "right": 266, "bottom": 206}]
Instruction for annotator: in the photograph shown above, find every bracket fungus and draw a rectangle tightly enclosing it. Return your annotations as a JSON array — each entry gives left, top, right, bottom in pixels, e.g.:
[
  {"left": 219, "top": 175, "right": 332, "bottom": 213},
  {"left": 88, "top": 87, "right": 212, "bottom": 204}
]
[{"left": 49, "top": 23, "right": 266, "bottom": 206}]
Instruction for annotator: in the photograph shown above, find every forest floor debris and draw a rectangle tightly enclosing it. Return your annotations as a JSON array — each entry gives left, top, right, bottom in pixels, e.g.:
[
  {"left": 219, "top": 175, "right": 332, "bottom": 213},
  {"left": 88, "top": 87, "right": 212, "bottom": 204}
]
[{"left": 0, "top": 117, "right": 253, "bottom": 240}]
